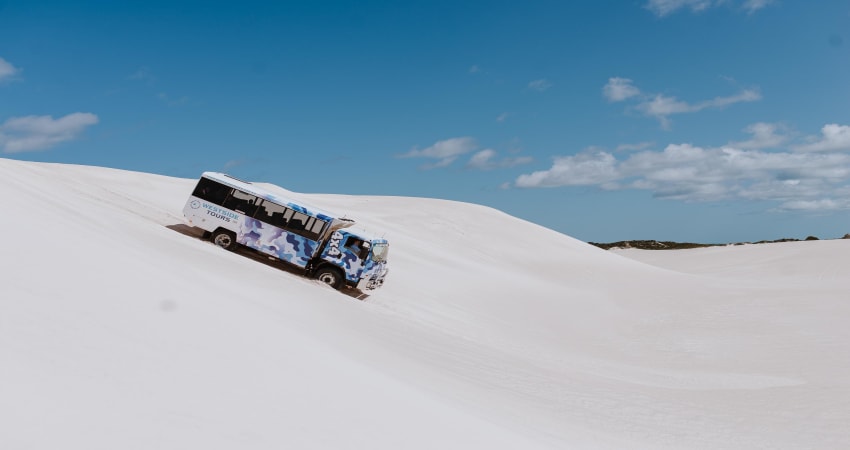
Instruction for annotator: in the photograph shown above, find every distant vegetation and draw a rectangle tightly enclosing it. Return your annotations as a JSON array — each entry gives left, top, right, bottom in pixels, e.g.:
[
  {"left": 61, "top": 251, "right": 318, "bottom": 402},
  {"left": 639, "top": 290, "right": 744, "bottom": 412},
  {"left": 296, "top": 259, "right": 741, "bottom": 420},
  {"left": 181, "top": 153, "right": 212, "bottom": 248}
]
[
  {"left": 589, "top": 240, "right": 716, "bottom": 250},
  {"left": 590, "top": 234, "right": 850, "bottom": 250}
]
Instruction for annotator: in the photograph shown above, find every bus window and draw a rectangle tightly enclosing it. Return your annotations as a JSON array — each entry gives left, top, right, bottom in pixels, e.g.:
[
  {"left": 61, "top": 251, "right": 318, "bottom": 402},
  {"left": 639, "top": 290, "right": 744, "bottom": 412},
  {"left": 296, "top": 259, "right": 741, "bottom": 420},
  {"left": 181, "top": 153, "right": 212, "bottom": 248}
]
[
  {"left": 371, "top": 243, "right": 389, "bottom": 262},
  {"left": 192, "top": 178, "right": 231, "bottom": 205},
  {"left": 256, "top": 200, "right": 287, "bottom": 227},
  {"left": 298, "top": 217, "right": 327, "bottom": 241},
  {"left": 345, "top": 237, "right": 368, "bottom": 259},
  {"left": 287, "top": 211, "right": 310, "bottom": 232},
  {"left": 310, "top": 219, "right": 326, "bottom": 236},
  {"left": 223, "top": 189, "right": 260, "bottom": 215}
]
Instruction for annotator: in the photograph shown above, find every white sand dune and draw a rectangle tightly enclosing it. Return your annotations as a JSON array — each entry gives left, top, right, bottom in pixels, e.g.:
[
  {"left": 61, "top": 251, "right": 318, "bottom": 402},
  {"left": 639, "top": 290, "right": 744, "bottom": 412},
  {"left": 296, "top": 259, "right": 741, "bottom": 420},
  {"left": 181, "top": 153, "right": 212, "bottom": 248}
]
[{"left": 2, "top": 158, "right": 848, "bottom": 449}]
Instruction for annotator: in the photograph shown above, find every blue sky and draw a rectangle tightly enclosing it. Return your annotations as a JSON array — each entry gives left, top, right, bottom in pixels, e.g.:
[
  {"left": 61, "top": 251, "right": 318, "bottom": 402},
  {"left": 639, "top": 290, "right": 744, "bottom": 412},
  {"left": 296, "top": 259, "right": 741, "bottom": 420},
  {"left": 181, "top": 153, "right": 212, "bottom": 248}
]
[{"left": 1, "top": 0, "right": 849, "bottom": 243}]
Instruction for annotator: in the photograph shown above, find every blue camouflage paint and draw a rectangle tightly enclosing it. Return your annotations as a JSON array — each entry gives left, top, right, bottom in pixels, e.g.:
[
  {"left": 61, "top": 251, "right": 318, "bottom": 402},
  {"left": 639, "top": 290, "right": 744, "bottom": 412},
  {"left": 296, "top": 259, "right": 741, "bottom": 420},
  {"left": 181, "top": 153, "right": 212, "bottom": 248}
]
[
  {"left": 238, "top": 217, "right": 317, "bottom": 268},
  {"left": 320, "top": 230, "right": 365, "bottom": 282},
  {"left": 320, "top": 230, "right": 388, "bottom": 284},
  {"left": 362, "top": 239, "right": 389, "bottom": 284}
]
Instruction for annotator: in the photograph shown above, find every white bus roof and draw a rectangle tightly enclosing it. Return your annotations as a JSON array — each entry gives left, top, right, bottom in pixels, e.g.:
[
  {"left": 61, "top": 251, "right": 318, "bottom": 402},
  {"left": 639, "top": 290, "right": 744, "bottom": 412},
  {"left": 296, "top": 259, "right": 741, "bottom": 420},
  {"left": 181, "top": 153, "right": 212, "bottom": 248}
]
[
  {"left": 200, "top": 172, "right": 385, "bottom": 243},
  {"left": 201, "top": 172, "right": 340, "bottom": 221}
]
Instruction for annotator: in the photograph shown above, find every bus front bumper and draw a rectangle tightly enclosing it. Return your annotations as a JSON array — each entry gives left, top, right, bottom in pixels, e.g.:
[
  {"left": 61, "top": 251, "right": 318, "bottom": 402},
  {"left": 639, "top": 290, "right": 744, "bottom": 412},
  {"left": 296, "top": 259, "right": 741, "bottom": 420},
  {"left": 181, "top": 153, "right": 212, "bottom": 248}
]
[{"left": 357, "top": 271, "right": 388, "bottom": 291}]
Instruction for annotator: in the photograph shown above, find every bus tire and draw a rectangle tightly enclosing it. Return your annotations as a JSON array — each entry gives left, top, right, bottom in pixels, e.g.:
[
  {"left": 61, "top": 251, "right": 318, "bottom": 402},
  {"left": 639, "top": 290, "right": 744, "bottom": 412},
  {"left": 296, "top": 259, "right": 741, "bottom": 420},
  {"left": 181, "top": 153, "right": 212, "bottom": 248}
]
[
  {"left": 315, "top": 266, "right": 343, "bottom": 289},
  {"left": 212, "top": 229, "right": 236, "bottom": 250}
]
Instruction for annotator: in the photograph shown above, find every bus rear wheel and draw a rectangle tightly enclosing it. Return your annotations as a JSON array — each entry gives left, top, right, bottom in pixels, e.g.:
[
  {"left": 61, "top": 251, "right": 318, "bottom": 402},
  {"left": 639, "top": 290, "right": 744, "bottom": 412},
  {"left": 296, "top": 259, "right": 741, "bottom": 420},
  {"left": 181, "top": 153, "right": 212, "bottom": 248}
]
[
  {"left": 315, "top": 266, "right": 343, "bottom": 289},
  {"left": 212, "top": 229, "right": 236, "bottom": 250}
]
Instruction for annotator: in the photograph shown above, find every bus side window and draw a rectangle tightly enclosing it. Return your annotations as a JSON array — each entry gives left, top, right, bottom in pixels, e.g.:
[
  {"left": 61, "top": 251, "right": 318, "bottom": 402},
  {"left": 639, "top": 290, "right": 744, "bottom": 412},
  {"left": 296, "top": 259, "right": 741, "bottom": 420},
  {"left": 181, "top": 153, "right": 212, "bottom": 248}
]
[
  {"left": 303, "top": 217, "right": 316, "bottom": 233},
  {"left": 192, "top": 178, "right": 231, "bottom": 205},
  {"left": 245, "top": 199, "right": 258, "bottom": 217},
  {"left": 223, "top": 189, "right": 259, "bottom": 214},
  {"left": 278, "top": 208, "right": 294, "bottom": 228},
  {"left": 344, "top": 237, "right": 368, "bottom": 259},
  {"left": 287, "top": 211, "right": 309, "bottom": 232},
  {"left": 309, "top": 218, "right": 326, "bottom": 239},
  {"left": 258, "top": 201, "right": 288, "bottom": 228},
  {"left": 298, "top": 217, "right": 326, "bottom": 241}
]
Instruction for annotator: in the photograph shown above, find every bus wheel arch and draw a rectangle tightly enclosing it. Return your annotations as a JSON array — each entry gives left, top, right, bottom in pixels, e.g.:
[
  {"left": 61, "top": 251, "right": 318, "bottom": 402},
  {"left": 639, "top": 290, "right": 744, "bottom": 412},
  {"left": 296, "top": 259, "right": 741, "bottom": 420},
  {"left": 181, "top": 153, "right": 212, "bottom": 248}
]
[
  {"left": 211, "top": 228, "right": 236, "bottom": 250},
  {"left": 314, "top": 265, "right": 344, "bottom": 289}
]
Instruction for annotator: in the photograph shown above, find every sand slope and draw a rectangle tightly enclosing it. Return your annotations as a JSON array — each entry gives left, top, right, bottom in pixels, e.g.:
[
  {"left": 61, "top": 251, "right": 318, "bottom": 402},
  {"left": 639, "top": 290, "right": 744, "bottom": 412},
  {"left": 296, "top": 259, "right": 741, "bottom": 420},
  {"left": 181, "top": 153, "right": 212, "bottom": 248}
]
[{"left": 2, "top": 158, "right": 848, "bottom": 449}]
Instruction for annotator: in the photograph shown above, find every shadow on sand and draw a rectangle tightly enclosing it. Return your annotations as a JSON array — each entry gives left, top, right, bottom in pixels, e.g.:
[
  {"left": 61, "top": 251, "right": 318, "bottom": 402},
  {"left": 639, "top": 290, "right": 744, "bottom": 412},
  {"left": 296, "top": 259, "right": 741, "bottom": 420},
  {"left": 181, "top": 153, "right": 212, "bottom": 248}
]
[{"left": 165, "top": 223, "right": 369, "bottom": 301}]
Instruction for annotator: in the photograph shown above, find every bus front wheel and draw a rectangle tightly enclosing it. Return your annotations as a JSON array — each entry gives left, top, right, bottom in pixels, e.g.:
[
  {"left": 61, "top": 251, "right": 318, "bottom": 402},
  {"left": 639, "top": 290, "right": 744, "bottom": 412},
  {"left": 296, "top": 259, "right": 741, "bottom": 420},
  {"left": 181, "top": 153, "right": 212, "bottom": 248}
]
[
  {"left": 212, "top": 229, "right": 236, "bottom": 250},
  {"left": 315, "top": 266, "right": 343, "bottom": 289}
]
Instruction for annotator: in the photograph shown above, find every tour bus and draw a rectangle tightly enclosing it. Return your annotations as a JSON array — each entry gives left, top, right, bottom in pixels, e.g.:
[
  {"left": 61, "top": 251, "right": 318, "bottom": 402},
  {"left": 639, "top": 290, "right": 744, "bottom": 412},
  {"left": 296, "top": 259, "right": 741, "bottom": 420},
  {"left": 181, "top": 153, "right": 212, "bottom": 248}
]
[{"left": 183, "top": 172, "right": 389, "bottom": 291}]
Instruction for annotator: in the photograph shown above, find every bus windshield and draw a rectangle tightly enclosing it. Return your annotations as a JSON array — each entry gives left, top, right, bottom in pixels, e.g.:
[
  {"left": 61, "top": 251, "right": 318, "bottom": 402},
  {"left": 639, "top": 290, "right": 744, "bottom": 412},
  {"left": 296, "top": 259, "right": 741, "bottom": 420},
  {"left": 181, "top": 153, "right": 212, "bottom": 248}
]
[{"left": 371, "top": 243, "right": 389, "bottom": 262}]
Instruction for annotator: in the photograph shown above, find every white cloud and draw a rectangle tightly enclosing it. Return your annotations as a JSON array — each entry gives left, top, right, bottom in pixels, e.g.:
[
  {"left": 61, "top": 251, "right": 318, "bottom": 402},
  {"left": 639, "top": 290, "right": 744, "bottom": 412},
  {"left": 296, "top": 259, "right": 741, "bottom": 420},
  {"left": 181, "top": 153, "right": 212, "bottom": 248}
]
[
  {"left": 466, "top": 149, "right": 533, "bottom": 170},
  {"left": 645, "top": 0, "right": 714, "bottom": 16},
  {"left": 615, "top": 141, "right": 654, "bottom": 152},
  {"left": 793, "top": 124, "right": 850, "bottom": 152},
  {"left": 467, "top": 148, "right": 496, "bottom": 167},
  {"left": 400, "top": 137, "right": 478, "bottom": 169},
  {"left": 645, "top": 0, "right": 775, "bottom": 17},
  {"left": 605, "top": 76, "right": 761, "bottom": 129},
  {"left": 528, "top": 79, "right": 553, "bottom": 92},
  {"left": 742, "top": 0, "right": 775, "bottom": 14},
  {"left": 730, "top": 122, "right": 789, "bottom": 149},
  {"left": 496, "top": 112, "right": 509, "bottom": 123},
  {"left": 223, "top": 160, "right": 247, "bottom": 170},
  {"left": 468, "top": 65, "right": 480, "bottom": 74},
  {"left": 157, "top": 92, "right": 189, "bottom": 106},
  {"left": 636, "top": 95, "right": 692, "bottom": 129},
  {"left": 467, "top": 149, "right": 497, "bottom": 169},
  {"left": 501, "top": 157, "right": 531, "bottom": 170},
  {"left": 741, "top": 179, "right": 849, "bottom": 207},
  {"left": 513, "top": 124, "right": 850, "bottom": 211},
  {"left": 515, "top": 150, "right": 619, "bottom": 188},
  {"left": 776, "top": 199, "right": 848, "bottom": 212},
  {"left": 636, "top": 89, "right": 761, "bottom": 129},
  {"left": 128, "top": 66, "right": 155, "bottom": 83},
  {"left": 603, "top": 77, "right": 641, "bottom": 102},
  {"left": 0, "top": 113, "right": 99, "bottom": 153},
  {"left": 402, "top": 137, "right": 532, "bottom": 170},
  {"left": 0, "top": 57, "right": 20, "bottom": 82},
  {"left": 700, "top": 89, "right": 762, "bottom": 108}
]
